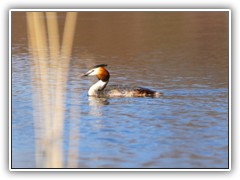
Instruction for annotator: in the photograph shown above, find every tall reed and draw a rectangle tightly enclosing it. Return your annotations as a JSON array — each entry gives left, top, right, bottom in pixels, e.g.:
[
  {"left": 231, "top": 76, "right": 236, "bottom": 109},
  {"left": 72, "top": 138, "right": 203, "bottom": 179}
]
[{"left": 26, "top": 12, "right": 78, "bottom": 168}]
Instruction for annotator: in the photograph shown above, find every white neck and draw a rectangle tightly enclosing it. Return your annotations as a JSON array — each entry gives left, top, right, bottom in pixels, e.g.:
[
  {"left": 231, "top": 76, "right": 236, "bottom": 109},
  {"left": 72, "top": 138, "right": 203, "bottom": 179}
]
[{"left": 88, "top": 80, "right": 108, "bottom": 96}]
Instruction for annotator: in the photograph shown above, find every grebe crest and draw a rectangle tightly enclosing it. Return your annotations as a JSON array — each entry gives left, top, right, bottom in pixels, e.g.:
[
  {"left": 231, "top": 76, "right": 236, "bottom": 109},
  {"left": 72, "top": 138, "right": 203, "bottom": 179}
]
[{"left": 82, "top": 64, "right": 162, "bottom": 98}]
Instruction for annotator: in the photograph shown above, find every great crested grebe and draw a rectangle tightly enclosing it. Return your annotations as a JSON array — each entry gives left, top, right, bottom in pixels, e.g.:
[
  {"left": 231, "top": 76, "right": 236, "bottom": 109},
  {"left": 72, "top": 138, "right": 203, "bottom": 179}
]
[{"left": 82, "top": 64, "right": 162, "bottom": 98}]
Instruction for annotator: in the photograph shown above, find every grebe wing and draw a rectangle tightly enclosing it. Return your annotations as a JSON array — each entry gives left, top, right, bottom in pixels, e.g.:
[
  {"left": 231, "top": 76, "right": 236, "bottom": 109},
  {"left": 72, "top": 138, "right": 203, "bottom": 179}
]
[{"left": 101, "top": 85, "right": 162, "bottom": 97}]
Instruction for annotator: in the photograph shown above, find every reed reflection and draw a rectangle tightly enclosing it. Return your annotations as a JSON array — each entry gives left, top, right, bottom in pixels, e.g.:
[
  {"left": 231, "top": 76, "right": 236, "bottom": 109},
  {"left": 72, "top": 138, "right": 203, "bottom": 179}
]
[{"left": 26, "top": 12, "right": 78, "bottom": 168}]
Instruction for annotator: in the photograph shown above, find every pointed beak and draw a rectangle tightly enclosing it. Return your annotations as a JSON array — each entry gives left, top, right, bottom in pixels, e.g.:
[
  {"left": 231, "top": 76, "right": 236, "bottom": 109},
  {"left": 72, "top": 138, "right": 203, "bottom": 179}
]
[{"left": 81, "top": 70, "right": 93, "bottom": 77}]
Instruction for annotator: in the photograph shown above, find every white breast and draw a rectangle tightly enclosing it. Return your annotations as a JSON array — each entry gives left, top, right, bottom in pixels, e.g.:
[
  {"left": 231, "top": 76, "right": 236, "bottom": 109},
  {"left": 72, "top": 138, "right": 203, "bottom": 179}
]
[{"left": 88, "top": 80, "right": 108, "bottom": 96}]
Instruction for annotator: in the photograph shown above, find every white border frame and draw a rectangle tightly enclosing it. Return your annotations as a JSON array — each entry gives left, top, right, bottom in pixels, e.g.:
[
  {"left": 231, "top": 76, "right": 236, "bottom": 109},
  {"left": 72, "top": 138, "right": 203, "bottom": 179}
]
[{"left": 9, "top": 9, "right": 231, "bottom": 171}]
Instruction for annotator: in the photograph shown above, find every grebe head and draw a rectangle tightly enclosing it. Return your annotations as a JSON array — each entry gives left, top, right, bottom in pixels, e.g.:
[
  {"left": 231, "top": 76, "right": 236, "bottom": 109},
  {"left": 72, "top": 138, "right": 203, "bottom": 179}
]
[
  {"left": 82, "top": 64, "right": 110, "bottom": 82},
  {"left": 82, "top": 64, "right": 110, "bottom": 96}
]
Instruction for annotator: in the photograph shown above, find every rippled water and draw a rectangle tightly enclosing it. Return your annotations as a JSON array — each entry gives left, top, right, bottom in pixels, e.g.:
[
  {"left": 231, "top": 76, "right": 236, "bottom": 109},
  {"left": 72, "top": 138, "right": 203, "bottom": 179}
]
[{"left": 11, "top": 11, "right": 229, "bottom": 169}]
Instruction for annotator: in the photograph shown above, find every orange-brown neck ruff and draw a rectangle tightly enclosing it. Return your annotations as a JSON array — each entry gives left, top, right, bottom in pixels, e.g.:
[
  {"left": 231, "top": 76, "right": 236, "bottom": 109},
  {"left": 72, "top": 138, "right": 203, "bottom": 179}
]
[{"left": 97, "top": 67, "right": 110, "bottom": 82}]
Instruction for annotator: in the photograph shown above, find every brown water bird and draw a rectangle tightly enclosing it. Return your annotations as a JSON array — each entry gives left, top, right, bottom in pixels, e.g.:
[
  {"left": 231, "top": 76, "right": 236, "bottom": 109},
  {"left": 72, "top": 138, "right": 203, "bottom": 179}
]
[{"left": 82, "top": 64, "right": 163, "bottom": 98}]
